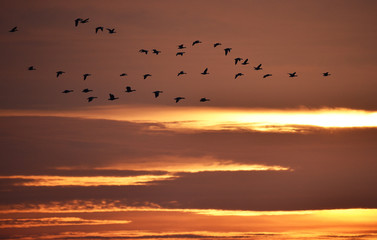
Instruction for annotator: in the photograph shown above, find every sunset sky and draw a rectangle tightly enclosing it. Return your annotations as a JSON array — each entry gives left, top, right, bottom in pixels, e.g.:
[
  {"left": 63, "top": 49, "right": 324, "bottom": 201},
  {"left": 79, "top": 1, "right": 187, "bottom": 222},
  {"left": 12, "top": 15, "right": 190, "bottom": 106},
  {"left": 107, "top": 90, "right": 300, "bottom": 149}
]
[{"left": 1, "top": 0, "right": 377, "bottom": 239}]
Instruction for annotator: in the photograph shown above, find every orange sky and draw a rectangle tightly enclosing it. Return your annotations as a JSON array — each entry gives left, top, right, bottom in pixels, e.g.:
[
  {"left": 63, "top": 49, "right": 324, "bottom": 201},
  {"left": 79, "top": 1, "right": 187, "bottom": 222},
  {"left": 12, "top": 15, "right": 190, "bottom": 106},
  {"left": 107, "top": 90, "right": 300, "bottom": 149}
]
[{"left": 1, "top": 0, "right": 377, "bottom": 239}]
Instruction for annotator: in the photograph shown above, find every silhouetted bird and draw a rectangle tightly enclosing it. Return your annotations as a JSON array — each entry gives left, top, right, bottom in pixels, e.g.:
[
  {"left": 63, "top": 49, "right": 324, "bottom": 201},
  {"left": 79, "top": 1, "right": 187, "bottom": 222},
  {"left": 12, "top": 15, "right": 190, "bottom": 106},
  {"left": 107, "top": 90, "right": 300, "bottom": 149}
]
[
  {"left": 87, "top": 96, "right": 97, "bottom": 102},
  {"left": 174, "top": 97, "right": 185, "bottom": 103},
  {"left": 83, "top": 73, "right": 91, "bottom": 80},
  {"left": 214, "top": 42, "right": 222, "bottom": 47},
  {"left": 235, "top": 73, "right": 244, "bottom": 79},
  {"left": 106, "top": 28, "right": 116, "bottom": 34},
  {"left": 201, "top": 68, "right": 209, "bottom": 75},
  {"left": 62, "top": 90, "right": 73, "bottom": 93},
  {"left": 95, "top": 26, "right": 104, "bottom": 33},
  {"left": 120, "top": 73, "right": 127, "bottom": 77},
  {"left": 288, "top": 72, "right": 297, "bottom": 77},
  {"left": 178, "top": 44, "right": 186, "bottom": 49},
  {"left": 152, "top": 49, "right": 161, "bottom": 55},
  {"left": 254, "top": 64, "right": 262, "bottom": 70},
  {"left": 241, "top": 59, "right": 249, "bottom": 65},
  {"left": 82, "top": 88, "right": 93, "bottom": 93},
  {"left": 143, "top": 74, "right": 152, "bottom": 79},
  {"left": 192, "top": 40, "right": 202, "bottom": 46},
  {"left": 224, "top": 48, "right": 232, "bottom": 56},
  {"left": 200, "top": 98, "right": 210, "bottom": 102},
  {"left": 9, "top": 26, "right": 18, "bottom": 32},
  {"left": 263, "top": 74, "right": 272, "bottom": 78},
  {"left": 176, "top": 52, "right": 185, "bottom": 56},
  {"left": 56, "top": 71, "right": 65, "bottom": 78},
  {"left": 153, "top": 91, "right": 163, "bottom": 98},
  {"left": 323, "top": 72, "right": 331, "bottom": 76},
  {"left": 177, "top": 71, "right": 187, "bottom": 76},
  {"left": 74, "top": 18, "right": 83, "bottom": 27},
  {"left": 28, "top": 66, "right": 36, "bottom": 71},
  {"left": 125, "top": 86, "right": 136, "bottom": 93},
  {"left": 139, "top": 49, "right": 148, "bottom": 54},
  {"left": 234, "top": 58, "right": 243, "bottom": 65},
  {"left": 108, "top": 93, "right": 119, "bottom": 101},
  {"left": 81, "top": 18, "right": 89, "bottom": 24}
]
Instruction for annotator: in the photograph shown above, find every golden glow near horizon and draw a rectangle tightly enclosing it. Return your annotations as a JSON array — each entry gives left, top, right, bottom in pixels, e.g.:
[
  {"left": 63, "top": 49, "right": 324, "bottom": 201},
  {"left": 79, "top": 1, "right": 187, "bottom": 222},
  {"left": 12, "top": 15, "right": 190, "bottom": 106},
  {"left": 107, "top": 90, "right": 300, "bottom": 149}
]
[{"left": 1, "top": 106, "right": 376, "bottom": 132}]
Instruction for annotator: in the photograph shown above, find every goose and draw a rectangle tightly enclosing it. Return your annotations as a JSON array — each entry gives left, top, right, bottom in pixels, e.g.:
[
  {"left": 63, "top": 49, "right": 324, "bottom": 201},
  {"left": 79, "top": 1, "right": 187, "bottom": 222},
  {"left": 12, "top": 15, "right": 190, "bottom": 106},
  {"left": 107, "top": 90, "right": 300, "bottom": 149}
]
[
  {"left": 201, "top": 68, "right": 209, "bottom": 75},
  {"left": 87, "top": 96, "right": 97, "bottom": 102},
  {"left": 200, "top": 98, "right": 210, "bottom": 102},
  {"left": 224, "top": 48, "right": 232, "bottom": 56},
  {"left": 153, "top": 91, "right": 163, "bottom": 98},
  {"left": 235, "top": 73, "right": 244, "bottom": 79},
  {"left": 177, "top": 71, "right": 187, "bottom": 76},
  {"left": 108, "top": 94, "right": 119, "bottom": 101},
  {"left": 241, "top": 59, "right": 249, "bottom": 65},
  {"left": 254, "top": 64, "right": 262, "bottom": 70},
  {"left": 174, "top": 97, "right": 185, "bottom": 103},
  {"left": 56, "top": 71, "right": 65, "bottom": 78},
  {"left": 125, "top": 86, "right": 136, "bottom": 93},
  {"left": 143, "top": 74, "right": 152, "bottom": 79},
  {"left": 234, "top": 58, "right": 243, "bottom": 65},
  {"left": 83, "top": 73, "right": 91, "bottom": 80},
  {"left": 192, "top": 40, "right": 202, "bottom": 46}
]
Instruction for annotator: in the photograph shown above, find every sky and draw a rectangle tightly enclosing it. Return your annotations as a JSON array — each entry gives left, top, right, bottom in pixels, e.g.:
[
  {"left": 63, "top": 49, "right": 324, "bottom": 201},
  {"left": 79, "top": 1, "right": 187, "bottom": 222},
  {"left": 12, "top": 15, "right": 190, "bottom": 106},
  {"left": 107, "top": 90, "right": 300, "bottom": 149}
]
[{"left": 0, "top": 0, "right": 377, "bottom": 239}]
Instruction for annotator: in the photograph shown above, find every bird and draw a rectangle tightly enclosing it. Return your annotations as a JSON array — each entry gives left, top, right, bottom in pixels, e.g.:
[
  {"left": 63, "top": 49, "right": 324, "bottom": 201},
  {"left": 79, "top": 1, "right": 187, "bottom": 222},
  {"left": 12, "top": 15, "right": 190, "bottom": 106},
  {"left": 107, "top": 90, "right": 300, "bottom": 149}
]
[
  {"left": 87, "top": 96, "right": 97, "bottom": 102},
  {"left": 234, "top": 58, "right": 243, "bottom": 65},
  {"left": 108, "top": 93, "right": 119, "bottom": 101},
  {"left": 81, "top": 18, "right": 89, "bottom": 24},
  {"left": 235, "top": 73, "right": 244, "bottom": 79},
  {"left": 9, "top": 26, "right": 18, "bottom": 32},
  {"left": 152, "top": 49, "right": 161, "bottom": 55},
  {"left": 176, "top": 52, "right": 185, "bottom": 56},
  {"left": 201, "top": 68, "right": 209, "bottom": 75},
  {"left": 125, "top": 86, "right": 136, "bottom": 93},
  {"left": 74, "top": 18, "right": 83, "bottom": 27},
  {"left": 177, "top": 71, "right": 187, "bottom": 76},
  {"left": 174, "top": 97, "right": 185, "bottom": 103},
  {"left": 83, "top": 73, "right": 91, "bottom": 80},
  {"left": 106, "top": 28, "right": 116, "bottom": 34},
  {"left": 200, "top": 98, "right": 210, "bottom": 102},
  {"left": 143, "top": 74, "right": 152, "bottom": 79},
  {"left": 214, "top": 42, "right": 222, "bottom": 47},
  {"left": 28, "top": 66, "right": 36, "bottom": 71},
  {"left": 56, "top": 71, "right": 65, "bottom": 78},
  {"left": 62, "top": 90, "right": 73, "bottom": 93},
  {"left": 241, "top": 59, "right": 249, "bottom": 65},
  {"left": 139, "top": 49, "right": 148, "bottom": 54},
  {"left": 192, "top": 40, "right": 202, "bottom": 46},
  {"left": 254, "top": 64, "right": 262, "bottom": 70},
  {"left": 224, "top": 48, "right": 232, "bottom": 56},
  {"left": 120, "top": 73, "right": 127, "bottom": 77},
  {"left": 82, "top": 88, "right": 93, "bottom": 93},
  {"left": 178, "top": 44, "right": 186, "bottom": 49},
  {"left": 288, "top": 72, "right": 298, "bottom": 77},
  {"left": 323, "top": 72, "right": 331, "bottom": 77},
  {"left": 263, "top": 74, "right": 272, "bottom": 78},
  {"left": 95, "top": 26, "right": 104, "bottom": 33},
  {"left": 153, "top": 91, "right": 163, "bottom": 98}
]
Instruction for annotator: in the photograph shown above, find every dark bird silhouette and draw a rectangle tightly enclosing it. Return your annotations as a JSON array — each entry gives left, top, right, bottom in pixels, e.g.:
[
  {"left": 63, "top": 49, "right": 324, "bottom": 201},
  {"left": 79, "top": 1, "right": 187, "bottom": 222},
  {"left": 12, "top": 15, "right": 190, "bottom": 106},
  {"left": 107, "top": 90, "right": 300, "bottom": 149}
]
[
  {"left": 254, "top": 64, "right": 262, "bottom": 70},
  {"left": 178, "top": 44, "right": 186, "bottom": 49},
  {"left": 234, "top": 58, "right": 243, "bottom": 65},
  {"left": 106, "top": 28, "right": 116, "bottom": 34},
  {"left": 143, "top": 74, "right": 152, "bottom": 79},
  {"left": 139, "top": 49, "right": 148, "bottom": 54},
  {"left": 174, "top": 97, "right": 185, "bottom": 103},
  {"left": 177, "top": 71, "right": 187, "bottom": 76},
  {"left": 176, "top": 52, "right": 185, "bottom": 56},
  {"left": 153, "top": 90, "right": 163, "bottom": 98},
  {"left": 83, "top": 73, "right": 91, "bottom": 80},
  {"left": 74, "top": 18, "right": 83, "bottom": 27},
  {"left": 201, "top": 68, "right": 209, "bottom": 75},
  {"left": 323, "top": 72, "right": 331, "bottom": 77},
  {"left": 235, "top": 73, "right": 244, "bottom": 79},
  {"left": 56, "top": 71, "right": 65, "bottom": 78},
  {"left": 62, "top": 90, "right": 73, "bottom": 93},
  {"left": 81, "top": 18, "right": 89, "bottom": 24},
  {"left": 95, "top": 26, "right": 104, "bottom": 33},
  {"left": 263, "top": 74, "right": 272, "bottom": 78},
  {"left": 288, "top": 72, "right": 298, "bottom": 77},
  {"left": 108, "top": 93, "right": 119, "bottom": 101},
  {"left": 192, "top": 40, "right": 202, "bottom": 46},
  {"left": 241, "top": 59, "right": 249, "bottom": 65},
  {"left": 28, "top": 66, "right": 36, "bottom": 71},
  {"left": 87, "top": 96, "right": 97, "bottom": 102},
  {"left": 214, "top": 42, "right": 222, "bottom": 47},
  {"left": 200, "top": 98, "right": 210, "bottom": 102},
  {"left": 9, "top": 26, "right": 18, "bottom": 32},
  {"left": 152, "top": 49, "right": 161, "bottom": 55},
  {"left": 82, "top": 88, "right": 93, "bottom": 93},
  {"left": 224, "top": 48, "right": 232, "bottom": 56},
  {"left": 125, "top": 86, "right": 136, "bottom": 93},
  {"left": 120, "top": 73, "right": 127, "bottom": 77}
]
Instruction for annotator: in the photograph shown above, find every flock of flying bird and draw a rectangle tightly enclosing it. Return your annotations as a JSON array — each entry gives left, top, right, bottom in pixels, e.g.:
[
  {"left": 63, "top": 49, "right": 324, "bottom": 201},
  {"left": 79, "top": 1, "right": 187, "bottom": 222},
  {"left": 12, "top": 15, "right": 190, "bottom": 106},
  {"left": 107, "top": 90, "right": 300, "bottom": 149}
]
[{"left": 9, "top": 18, "right": 332, "bottom": 104}]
